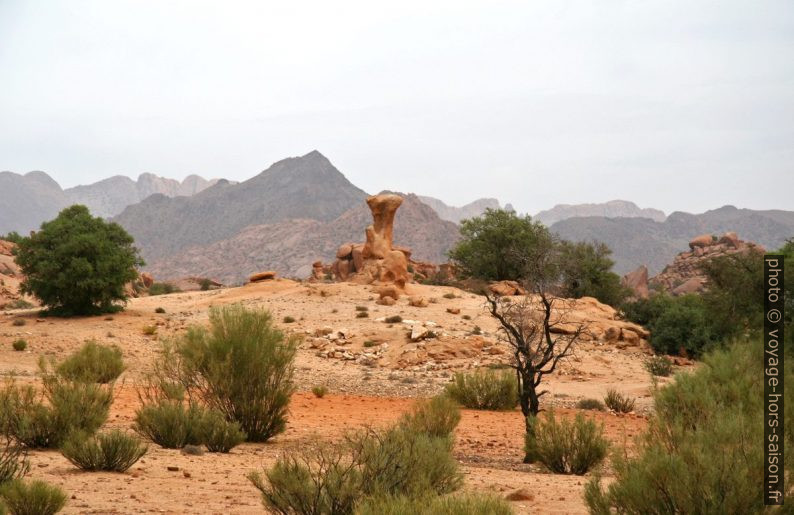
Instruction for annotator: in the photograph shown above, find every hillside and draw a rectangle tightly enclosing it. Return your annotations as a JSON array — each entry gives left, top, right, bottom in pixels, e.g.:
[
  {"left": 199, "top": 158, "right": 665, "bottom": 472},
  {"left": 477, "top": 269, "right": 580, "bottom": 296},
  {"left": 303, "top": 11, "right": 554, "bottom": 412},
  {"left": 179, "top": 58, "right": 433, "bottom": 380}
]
[
  {"left": 0, "top": 171, "right": 68, "bottom": 233},
  {"left": 144, "top": 193, "right": 460, "bottom": 283},
  {"left": 551, "top": 205, "right": 794, "bottom": 275},
  {"left": 113, "top": 151, "right": 368, "bottom": 265}
]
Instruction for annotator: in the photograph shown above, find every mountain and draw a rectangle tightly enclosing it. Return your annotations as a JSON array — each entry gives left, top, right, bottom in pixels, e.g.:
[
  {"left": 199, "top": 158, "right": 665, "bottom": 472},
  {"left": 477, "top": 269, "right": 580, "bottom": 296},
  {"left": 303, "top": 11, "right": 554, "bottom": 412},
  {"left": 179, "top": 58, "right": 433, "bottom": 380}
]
[
  {"left": 65, "top": 173, "right": 221, "bottom": 218},
  {"left": 113, "top": 151, "right": 369, "bottom": 265},
  {"left": 551, "top": 205, "right": 794, "bottom": 275},
  {"left": 0, "top": 171, "right": 68, "bottom": 234},
  {"left": 417, "top": 196, "right": 501, "bottom": 224},
  {"left": 535, "top": 200, "right": 666, "bottom": 226},
  {"left": 0, "top": 170, "right": 219, "bottom": 233},
  {"left": 143, "top": 192, "right": 460, "bottom": 284}
]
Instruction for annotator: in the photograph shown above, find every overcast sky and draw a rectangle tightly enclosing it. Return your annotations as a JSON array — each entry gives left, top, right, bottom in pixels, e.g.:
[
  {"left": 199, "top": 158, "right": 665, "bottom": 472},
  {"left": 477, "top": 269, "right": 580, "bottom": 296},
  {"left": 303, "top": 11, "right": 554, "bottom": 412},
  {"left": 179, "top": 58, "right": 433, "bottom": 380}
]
[{"left": 1, "top": 0, "right": 792, "bottom": 215}]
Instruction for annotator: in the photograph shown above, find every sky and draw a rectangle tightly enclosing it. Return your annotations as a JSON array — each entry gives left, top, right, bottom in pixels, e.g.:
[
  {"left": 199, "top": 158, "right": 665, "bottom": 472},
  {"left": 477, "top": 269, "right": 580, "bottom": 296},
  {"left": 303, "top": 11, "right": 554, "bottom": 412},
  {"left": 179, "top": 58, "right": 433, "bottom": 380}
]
[{"left": 1, "top": 0, "right": 793, "bottom": 215}]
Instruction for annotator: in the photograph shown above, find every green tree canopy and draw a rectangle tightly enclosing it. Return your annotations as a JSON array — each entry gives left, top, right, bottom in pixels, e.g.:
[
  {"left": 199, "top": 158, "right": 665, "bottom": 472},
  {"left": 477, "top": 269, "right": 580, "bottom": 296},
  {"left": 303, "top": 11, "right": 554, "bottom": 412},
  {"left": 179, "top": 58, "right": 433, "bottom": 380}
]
[
  {"left": 558, "top": 240, "right": 629, "bottom": 306},
  {"left": 14, "top": 205, "right": 144, "bottom": 315},
  {"left": 448, "top": 209, "right": 554, "bottom": 282}
]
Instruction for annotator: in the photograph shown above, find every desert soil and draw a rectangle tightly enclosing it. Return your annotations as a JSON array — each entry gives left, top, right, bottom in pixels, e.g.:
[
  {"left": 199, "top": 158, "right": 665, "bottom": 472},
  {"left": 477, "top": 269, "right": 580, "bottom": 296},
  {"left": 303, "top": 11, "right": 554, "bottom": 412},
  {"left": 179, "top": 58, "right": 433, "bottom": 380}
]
[{"left": 0, "top": 280, "right": 678, "bottom": 514}]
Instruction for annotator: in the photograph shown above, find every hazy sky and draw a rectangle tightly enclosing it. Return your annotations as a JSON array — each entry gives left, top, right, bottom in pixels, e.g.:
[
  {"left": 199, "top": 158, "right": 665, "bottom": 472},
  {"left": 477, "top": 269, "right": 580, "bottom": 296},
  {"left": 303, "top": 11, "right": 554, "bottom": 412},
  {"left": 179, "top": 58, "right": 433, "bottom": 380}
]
[{"left": 1, "top": 0, "right": 792, "bottom": 215}]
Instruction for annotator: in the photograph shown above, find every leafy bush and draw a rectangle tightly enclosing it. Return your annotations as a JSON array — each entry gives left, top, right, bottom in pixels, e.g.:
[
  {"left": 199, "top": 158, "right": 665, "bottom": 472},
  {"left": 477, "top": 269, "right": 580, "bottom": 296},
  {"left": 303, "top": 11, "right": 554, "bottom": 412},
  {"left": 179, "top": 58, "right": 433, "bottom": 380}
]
[
  {"left": 249, "top": 424, "right": 463, "bottom": 513},
  {"left": 148, "top": 283, "right": 179, "bottom": 296},
  {"left": 133, "top": 400, "right": 205, "bottom": 449},
  {"left": 61, "top": 430, "right": 147, "bottom": 472},
  {"left": 0, "top": 436, "right": 28, "bottom": 485},
  {"left": 13, "top": 205, "right": 143, "bottom": 315},
  {"left": 524, "top": 411, "right": 608, "bottom": 475},
  {"left": 164, "top": 305, "right": 299, "bottom": 442},
  {"left": 585, "top": 340, "right": 794, "bottom": 512},
  {"left": 444, "top": 369, "right": 517, "bottom": 410},
  {"left": 195, "top": 409, "right": 246, "bottom": 453},
  {"left": 399, "top": 395, "right": 460, "bottom": 438},
  {"left": 603, "top": 389, "right": 635, "bottom": 413},
  {"left": 644, "top": 355, "right": 673, "bottom": 377},
  {"left": 384, "top": 315, "right": 402, "bottom": 324},
  {"left": 312, "top": 386, "right": 327, "bottom": 398},
  {"left": 576, "top": 398, "right": 605, "bottom": 411},
  {"left": 0, "top": 479, "right": 67, "bottom": 515},
  {"left": 622, "top": 294, "right": 715, "bottom": 357},
  {"left": 199, "top": 278, "right": 212, "bottom": 291},
  {"left": 11, "top": 340, "right": 25, "bottom": 352},
  {"left": 355, "top": 493, "right": 514, "bottom": 515},
  {"left": 55, "top": 341, "right": 124, "bottom": 383},
  {"left": 0, "top": 376, "right": 112, "bottom": 449},
  {"left": 557, "top": 240, "right": 629, "bottom": 307}
]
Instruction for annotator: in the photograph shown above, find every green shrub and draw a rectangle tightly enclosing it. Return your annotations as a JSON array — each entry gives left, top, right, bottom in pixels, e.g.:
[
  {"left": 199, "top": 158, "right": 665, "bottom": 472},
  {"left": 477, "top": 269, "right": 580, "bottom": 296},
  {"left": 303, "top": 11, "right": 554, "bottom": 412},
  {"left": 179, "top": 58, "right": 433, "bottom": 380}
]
[
  {"left": 199, "top": 278, "right": 212, "bottom": 291},
  {"left": 0, "top": 376, "right": 112, "bottom": 449},
  {"left": 444, "top": 369, "right": 517, "bottom": 410},
  {"left": 155, "top": 307, "right": 166, "bottom": 314},
  {"left": 442, "top": 293, "right": 456, "bottom": 299},
  {"left": 399, "top": 395, "right": 460, "bottom": 438},
  {"left": 576, "top": 398, "right": 605, "bottom": 411},
  {"left": 249, "top": 441, "right": 361, "bottom": 515},
  {"left": 585, "top": 340, "right": 794, "bottom": 512},
  {"left": 603, "top": 389, "right": 635, "bottom": 413},
  {"left": 0, "top": 436, "right": 29, "bottom": 485},
  {"left": 11, "top": 320, "right": 24, "bottom": 327},
  {"left": 196, "top": 409, "right": 246, "bottom": 453},
  {"left": 384, "top": 315, "right": 403, "bottom": 324},
  {"left": 55, "top": 341, "right": 125, "bottom": 383},
  {"left": 462, "top": 314, "right": 471, "bottom": 320},
  {"left": 132, "top": 401, "right": 204, "bottom": 449},
  {"left": 312, "top": 386, "right": 327, "bottom": 398},
  {"left": 11, "top": 340, "right": 26, "bottom": 352},
  {"left": 644, "top": 355, "right": 673, "bottom": 377},
  {"left": 471, "top": 325, "right": 482, "bottom": 335},
  {"left": 363, "top": 340, "right": 377, "bottom": 348},
  {"left": 61, "top": 430, "right": 147, "bottom": 472},
  {"left": 524, "top": 411, "right": 608, "bottom": 475},
  {"left": 142, "top": 325, "right": 157, "bottom": 336},
  {"left": 13, "top": 204, "right": 143, "bottom": 316},
  {"left": 282, "top": 316, "right": 296, "bottom": 323},
  {"left": 0, "top": 479, "right": 67, "bottom": 515},
  {"left": 148, "top": 283, "right": 179, "bottom": 296},
  {"left": 166, "top": 305, "right": 299, "bottom": 442},
  {"left": 355, "top": 493, "right": 514, "bottom": 515},
  {"left": 5, "top": 300, "right": 32, "bottom": 310}
]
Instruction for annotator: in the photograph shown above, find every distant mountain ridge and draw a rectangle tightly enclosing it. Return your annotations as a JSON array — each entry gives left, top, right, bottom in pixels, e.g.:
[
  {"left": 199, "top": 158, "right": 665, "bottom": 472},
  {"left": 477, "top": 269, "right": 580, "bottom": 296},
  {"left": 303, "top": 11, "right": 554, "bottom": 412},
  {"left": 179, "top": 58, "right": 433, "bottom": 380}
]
[
  {"left": 551, "top": 205, "right": 794, "bottom": 275},
  {"left": 417, "top": 196, "right": 502, "bottom": 224},
  {"left": 0, "top": 170, "right": 220, "bottom": 233},
  {"left": 535, "top": 200, "right": 666, "bottom": 226}
]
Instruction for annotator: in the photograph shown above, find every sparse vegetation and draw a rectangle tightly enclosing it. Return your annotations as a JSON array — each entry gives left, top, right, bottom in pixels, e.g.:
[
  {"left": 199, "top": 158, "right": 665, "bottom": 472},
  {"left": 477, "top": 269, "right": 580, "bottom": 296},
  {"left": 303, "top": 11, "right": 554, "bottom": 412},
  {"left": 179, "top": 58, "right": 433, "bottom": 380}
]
[
  {"left": 13, "top": 205, "right": 143, "bottom": 316},
  {"left": 356, "top": 311, "right": 369, "bottom": 318},
  {"left": 148, "top": 282, "right": 179, "bottom": 296},
  {"left": 195, "top": 409, "right": 246, "bottom": 453},
  {"left": 199, "top": 278, "right": 212, "bottom": 291},
  {"left": 0, "top": 436, "right": 28, "bottom": 485},
  {"left": 363, "top": 340, "right": 377, "bottom": 348},
  {"left": 155, "top": 305, "right": 298, "bottom": 442},
  {"left": 462, "top": 314, "right": 471, "bottom": 320},
  {"left": 444, "top": 369, "right": 517, "bottom": 410},
  {"left": 442, "top": 292, "right": 456, "bottom": 299},
  {"left": 142, "top": 325, "right": 157, "bottom": 336},
  {"left": 399, "top": 395, "right": 460, "bottom": 438},
  {"left": 356, "top": 493, "right": 514, "bottom": 514},
  {"left": 603, "top": 389, "right": 635, "bottom": 413},
  {"left": 524, "top": 411, "right": 608, "bottom": 475},
  {"left": 0, "top": 479, "right": 67, "bottom": 515},
  {"left": 355, "top": 306, "right": 368, "bottom": 312},
  {"left": 311, "top": 386, "right": 327, "bottom": 398},
  {"left": 471, "top": 325, "right": 482, "bottom": 335},
  {"left": 585, "top": 340, "right": 794, "bottom": 512},
  {"left": 11, "top": 340, "right": 26, "bottom": 352},
  {"left": 282, "top": 315, "right": 296, "bottom": 323},
  {"left": 384, "top": 315, "right": 403, "bottom": 324},
  {"left": 155, "top": 307, "right": 166, "bottom": 314},
  {"left": 5, "top": 300, "right": 32, "bottom": 310},
  {"left": 576, "top": 398, "right": 605, "bottom": 411},
  {"left": 133, "top": 400, "right": 205, "bottom": 449},
  {"left": 10, "top": 320, "right": 24, "bottom": 327},
  {"left": 55, "top": 341, "right": 124, "bottom": 384},
  {"left": 644, "top": 355, "right": 673, "bottom": 377},
  {"left": 61, "top": 430, "right": 147, "bottom": 472}
]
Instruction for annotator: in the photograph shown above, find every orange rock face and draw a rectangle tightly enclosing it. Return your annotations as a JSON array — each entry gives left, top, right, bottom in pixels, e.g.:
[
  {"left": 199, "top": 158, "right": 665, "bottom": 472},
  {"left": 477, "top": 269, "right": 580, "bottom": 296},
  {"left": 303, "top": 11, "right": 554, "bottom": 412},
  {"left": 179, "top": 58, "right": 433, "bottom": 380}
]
[
  {"left": 362, "top": 194, "right": 403, "bottom": 259},
  {"left": 249, "top": 270, "right": 277, "bottom": 282}
]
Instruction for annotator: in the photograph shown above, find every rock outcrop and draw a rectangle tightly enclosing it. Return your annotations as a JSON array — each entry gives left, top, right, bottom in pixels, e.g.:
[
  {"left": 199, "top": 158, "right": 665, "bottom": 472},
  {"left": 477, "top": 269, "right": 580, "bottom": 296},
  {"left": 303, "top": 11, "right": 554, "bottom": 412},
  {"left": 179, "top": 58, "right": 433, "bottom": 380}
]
[
  {"left": 621, "top": 265, "right": 649, "bottom": 299},
  {"left": 649, "top": 232, "right": 764, "bottom": 295}
]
